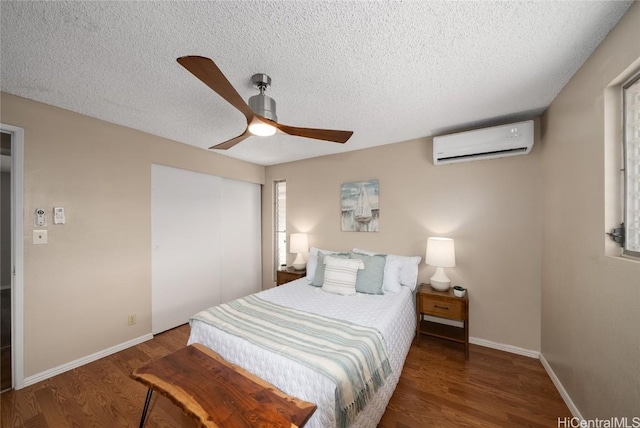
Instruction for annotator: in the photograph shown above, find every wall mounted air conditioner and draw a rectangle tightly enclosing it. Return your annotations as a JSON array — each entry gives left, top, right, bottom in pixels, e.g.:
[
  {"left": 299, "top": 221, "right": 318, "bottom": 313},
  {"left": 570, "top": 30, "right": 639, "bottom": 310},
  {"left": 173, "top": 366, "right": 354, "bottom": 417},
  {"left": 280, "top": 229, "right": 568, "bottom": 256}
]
[{"left": 433, "top": 120, "right": 534, "bottom": 165}]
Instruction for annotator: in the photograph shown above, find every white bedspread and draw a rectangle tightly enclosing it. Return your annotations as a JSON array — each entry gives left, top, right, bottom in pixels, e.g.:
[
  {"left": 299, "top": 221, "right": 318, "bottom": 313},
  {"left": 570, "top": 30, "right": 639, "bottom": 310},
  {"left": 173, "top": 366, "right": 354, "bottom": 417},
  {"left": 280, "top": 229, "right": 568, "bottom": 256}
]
[{"left": 188, "top": 279, "right": 416, "bottom": 428}]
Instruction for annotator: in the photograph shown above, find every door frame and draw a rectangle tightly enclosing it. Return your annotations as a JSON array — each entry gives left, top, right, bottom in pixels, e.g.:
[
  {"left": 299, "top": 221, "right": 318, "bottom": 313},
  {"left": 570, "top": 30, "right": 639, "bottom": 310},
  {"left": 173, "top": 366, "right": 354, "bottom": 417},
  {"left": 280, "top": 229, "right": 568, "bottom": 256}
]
[{"left": 1, "top": 123, "right": 24, "bottom": 390}]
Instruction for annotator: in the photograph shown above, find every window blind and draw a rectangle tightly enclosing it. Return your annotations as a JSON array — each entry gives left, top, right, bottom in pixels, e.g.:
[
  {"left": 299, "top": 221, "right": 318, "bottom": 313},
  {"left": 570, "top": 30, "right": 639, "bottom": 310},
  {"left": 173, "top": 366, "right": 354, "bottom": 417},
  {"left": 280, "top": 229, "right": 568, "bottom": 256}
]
[
  {"left": 274, "top": 180, "right": 287, "bottom": 273},
  {"left": 624, "top": 75, "right": 640, "bottom": 256}
]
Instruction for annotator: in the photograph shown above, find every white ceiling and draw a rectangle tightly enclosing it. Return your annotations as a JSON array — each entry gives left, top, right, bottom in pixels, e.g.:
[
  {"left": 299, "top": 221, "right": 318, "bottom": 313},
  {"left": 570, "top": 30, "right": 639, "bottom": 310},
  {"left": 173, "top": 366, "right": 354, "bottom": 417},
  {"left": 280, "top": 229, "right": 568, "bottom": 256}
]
[{"left": 0, "top": 1, "right": 633, "bottom": 166}]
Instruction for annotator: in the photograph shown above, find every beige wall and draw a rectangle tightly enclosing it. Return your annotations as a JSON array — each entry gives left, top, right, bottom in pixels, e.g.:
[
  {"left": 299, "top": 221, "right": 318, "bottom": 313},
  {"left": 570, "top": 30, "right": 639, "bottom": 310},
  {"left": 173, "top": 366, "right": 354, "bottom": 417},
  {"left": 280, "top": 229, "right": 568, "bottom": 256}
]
[
  {"left": 1, "top": 93, "right": 264, "bottom": 377},
  {"left": 541, "top": 2, "right": 640, "bottom": 419},
  {"left": 263, "top": 124, "right": 542, "bottom": 351}
]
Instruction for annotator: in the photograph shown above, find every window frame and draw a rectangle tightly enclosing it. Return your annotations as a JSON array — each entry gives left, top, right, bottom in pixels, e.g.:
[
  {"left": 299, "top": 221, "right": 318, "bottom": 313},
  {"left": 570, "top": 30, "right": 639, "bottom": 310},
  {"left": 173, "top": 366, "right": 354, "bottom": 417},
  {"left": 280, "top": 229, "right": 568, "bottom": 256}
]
[
  {"left": 622, "top": 72, "right": 640, "bottom": 258},
  {"left": 273, "top": 180, "right": 287, "bottom": 278}
]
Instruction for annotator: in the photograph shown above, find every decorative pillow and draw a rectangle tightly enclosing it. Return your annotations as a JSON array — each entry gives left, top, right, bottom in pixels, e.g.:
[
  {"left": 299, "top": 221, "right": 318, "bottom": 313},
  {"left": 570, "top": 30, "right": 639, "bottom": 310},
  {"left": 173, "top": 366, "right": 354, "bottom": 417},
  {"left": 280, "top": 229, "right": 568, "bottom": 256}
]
[
  {"left": 349, "top": 252, "right": 386, "bottom": 295},
  {"left": 306, "top": 247, "right": 341, "bottom": 283},
  {"left": 353, "top": 248, "right": 422, "bottom": 291},
  {"left": 382, "top": 261, "right": 403, "bottom": 294},
  {"left": 352, "top": 248, "right": 401, "bottom": 293},
  {"left": 311, "top": 251, "right": 349, "bottom": 286},
  {"left": 321, "top": 256, "right": 364, "bottom": 296},
  {"left": 393, "top": 254, "right": 422, "bottom": 288}
]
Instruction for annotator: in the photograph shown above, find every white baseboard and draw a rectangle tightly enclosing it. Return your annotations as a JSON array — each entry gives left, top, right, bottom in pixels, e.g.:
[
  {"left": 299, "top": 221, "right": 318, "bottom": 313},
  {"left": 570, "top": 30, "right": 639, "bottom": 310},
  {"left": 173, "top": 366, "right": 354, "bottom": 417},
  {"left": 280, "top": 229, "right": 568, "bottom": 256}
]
[
  {"left": 422, "top": 314, "right": 540, "bottom": 359},
  {"left": 22, "top": 333, "right": 153, "bottom": 388},
  {"left": 471, "top": 338, "right": 581, "bottom": 418},
  {"left": 470, "top": 336, "right": 540, "bottom": 359},
  {"left": 539, "top": 353, "right": 583, "bottom": 419}
]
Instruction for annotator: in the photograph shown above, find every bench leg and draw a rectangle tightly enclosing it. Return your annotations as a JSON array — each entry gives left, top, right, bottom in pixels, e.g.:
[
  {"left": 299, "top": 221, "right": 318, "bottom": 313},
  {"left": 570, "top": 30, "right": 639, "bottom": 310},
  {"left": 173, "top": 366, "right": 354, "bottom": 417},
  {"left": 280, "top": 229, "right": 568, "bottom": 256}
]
[{"left": 139, "top": 388, "right": 153, "bottom": 428}]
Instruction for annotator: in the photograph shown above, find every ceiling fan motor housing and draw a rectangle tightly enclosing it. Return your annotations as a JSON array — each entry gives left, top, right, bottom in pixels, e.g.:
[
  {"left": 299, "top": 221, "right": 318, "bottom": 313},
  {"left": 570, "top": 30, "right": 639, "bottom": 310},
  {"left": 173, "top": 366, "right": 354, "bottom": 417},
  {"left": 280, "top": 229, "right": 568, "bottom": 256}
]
[
  {"left": 249, "top": 94, "right": 277, "bottom": 122},
  {"left": 249, "top": 73, "right": 277, "bottom": 121}
]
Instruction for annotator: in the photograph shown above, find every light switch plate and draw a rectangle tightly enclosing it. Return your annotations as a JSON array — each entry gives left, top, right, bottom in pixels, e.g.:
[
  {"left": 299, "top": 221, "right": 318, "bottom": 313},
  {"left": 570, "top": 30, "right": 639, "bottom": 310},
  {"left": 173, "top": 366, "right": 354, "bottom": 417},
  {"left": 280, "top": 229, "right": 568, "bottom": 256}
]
[
  {"left": 33, "top": 230, "right": 48, "bottom": 245},
  {"left": 34, "top": 208, "right": 46, "bottom": 226}
]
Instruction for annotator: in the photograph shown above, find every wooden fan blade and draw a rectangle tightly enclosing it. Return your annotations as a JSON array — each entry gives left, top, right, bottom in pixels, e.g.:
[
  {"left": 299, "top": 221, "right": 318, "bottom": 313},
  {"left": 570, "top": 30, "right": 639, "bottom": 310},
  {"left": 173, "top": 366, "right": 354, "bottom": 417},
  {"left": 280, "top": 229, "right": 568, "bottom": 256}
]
[
  {"left": 209, "top": 128, "right": 252, "bottom": 150},
  {"left": 177, "top": 56, "right": 255, "bottom": 123},
  {"left": 269, "top": 120, "right": 353, "bottom": 144}
]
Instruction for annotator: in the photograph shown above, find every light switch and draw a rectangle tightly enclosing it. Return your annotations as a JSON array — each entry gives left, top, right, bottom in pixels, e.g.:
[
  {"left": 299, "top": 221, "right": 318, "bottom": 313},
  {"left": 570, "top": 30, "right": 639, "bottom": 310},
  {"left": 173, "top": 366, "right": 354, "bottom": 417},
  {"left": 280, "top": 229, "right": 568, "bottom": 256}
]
[
  {"left": 34, "top": 208, "right": 46, "bottom": 226},
  {"left": 33, "top": 230, "right": 48, "bottom": 245}
]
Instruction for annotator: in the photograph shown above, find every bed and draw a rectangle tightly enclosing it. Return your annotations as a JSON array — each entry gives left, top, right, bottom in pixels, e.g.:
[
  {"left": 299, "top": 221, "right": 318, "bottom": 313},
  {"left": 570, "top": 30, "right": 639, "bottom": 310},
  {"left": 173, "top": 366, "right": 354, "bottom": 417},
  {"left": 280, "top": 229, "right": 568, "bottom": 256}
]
[{"left": 188, "top": 248, "right": 420, "bottom": 428}]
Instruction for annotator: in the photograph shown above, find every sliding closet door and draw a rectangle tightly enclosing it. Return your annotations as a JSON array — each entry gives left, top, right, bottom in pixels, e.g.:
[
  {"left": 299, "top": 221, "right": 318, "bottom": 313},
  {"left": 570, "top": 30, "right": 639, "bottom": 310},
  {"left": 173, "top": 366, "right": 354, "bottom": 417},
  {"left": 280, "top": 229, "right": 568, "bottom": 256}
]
[
  {"left": 151, "top": 164, "right": 222, "bottom": 334},
  {"left": 151, "top": 165, "right": 262, "bottom": 334},
  {"left": 220, "top": 178, "right": 261, "bottom": 303}
]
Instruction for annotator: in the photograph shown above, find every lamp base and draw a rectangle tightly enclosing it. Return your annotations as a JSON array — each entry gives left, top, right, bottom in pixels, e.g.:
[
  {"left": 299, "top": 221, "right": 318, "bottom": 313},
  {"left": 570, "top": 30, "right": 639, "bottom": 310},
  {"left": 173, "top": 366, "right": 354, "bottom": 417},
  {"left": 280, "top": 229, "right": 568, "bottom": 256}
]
[
  {"left": 430, "top": 267, "right": 451, "bottom": 291},
  {"left": 292, "top": 253, "right": 306, "bottom": 271}
]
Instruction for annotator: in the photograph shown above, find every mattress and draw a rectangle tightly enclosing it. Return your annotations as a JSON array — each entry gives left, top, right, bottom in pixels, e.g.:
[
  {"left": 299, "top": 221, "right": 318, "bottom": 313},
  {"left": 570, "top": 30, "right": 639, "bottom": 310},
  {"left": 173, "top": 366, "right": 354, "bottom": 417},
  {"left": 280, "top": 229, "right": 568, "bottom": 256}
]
[{"left": 188, "top": 278, "right": 416, "bottom": 428}]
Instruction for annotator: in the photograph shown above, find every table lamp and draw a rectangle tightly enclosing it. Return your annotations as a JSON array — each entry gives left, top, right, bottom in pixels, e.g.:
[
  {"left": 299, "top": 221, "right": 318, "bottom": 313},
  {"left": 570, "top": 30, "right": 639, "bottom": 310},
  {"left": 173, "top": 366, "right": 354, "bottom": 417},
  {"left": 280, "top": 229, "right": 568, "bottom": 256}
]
[
  {"left": 425, "top": 237, "right": 456, "bottom": 291},
  {"left": 290, "top": 233, "right": 308, "bottom": 271}
]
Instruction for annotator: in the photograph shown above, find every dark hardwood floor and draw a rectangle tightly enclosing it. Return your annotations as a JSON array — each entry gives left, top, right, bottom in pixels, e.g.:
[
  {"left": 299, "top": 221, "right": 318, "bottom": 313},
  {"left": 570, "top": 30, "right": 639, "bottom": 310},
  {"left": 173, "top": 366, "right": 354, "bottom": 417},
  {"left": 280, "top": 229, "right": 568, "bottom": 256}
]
[
  {"left": 380, "top": 338, "right": 571, "bottom": 427},
  {"left": 1, "top": 325, "right": 570, "bottom": 427}
]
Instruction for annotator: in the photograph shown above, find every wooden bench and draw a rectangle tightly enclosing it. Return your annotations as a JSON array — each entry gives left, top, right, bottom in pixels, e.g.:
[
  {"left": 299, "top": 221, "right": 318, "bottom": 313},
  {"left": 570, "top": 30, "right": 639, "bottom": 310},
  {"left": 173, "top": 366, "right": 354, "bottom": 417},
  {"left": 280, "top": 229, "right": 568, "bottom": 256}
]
[{"left": 131, "top": 343, "right": 316, "bottom": 428}]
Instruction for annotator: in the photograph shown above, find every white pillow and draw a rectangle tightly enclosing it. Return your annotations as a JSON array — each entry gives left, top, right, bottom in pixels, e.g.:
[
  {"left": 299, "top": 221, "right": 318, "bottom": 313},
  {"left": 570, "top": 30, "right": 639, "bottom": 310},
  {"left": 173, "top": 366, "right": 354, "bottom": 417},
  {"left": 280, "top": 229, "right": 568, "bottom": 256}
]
[
  {"left": 382, "top": 261, "right": 403, "bottom": 294},
  {"left": 392, "top": 254, "right": 422, "bottom": 289},
  {"left": 306, "top": 247, "right": 342, "bottom": 283},
  {"left": 312, "top": 251, "right": 350, "bottom": 286},
  {"left": 321, "top": 256, "right": 364, "bottom": 296},
  {"left": 353, "top": 248, "right": 422, "bottom": 291}
]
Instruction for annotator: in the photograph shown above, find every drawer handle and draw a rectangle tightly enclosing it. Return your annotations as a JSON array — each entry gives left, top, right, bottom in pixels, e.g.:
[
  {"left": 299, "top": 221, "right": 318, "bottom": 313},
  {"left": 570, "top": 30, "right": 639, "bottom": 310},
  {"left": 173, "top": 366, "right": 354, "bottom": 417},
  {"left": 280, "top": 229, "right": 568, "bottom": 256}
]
[{"left": 434, "top": 305, "right": 449, "bottom": 310}]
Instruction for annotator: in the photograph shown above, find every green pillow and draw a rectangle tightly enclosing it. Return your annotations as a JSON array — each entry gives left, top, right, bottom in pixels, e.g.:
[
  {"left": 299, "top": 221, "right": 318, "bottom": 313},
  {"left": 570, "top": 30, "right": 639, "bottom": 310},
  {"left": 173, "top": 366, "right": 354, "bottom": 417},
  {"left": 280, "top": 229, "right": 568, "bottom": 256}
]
[
  {"left": 349, "top": 252, "right": 386, "bottom": 295},
  {"left": 311, "top": 251, "right": 349, "bottom": 286}
]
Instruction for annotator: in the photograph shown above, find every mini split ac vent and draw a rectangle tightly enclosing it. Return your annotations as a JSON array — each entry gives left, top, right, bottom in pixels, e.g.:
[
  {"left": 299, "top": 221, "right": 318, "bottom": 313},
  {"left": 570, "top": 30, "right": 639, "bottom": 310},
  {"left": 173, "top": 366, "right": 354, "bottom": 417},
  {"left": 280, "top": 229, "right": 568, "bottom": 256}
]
[{"left": 433, "top": 120, "right": 534, "bottom": 165}]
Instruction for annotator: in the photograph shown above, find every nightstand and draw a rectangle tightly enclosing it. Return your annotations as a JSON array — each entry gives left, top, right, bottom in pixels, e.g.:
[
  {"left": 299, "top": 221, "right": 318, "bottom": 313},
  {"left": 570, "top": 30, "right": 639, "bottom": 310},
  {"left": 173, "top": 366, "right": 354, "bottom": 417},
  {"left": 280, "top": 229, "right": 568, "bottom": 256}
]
[
  {"left": 276, "top": 267, "right": 306, "bottom": 286},
  {"left": 416, "top": 284, "right": 469, "bottom": 360}
]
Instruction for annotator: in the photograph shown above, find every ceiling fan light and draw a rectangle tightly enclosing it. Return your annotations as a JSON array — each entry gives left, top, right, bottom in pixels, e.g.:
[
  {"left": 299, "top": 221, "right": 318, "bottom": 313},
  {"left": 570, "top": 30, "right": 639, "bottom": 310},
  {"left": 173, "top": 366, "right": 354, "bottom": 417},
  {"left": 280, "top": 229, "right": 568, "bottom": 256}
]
[{"left": 248, "top": 122, "right": 277, "bottom": 137}]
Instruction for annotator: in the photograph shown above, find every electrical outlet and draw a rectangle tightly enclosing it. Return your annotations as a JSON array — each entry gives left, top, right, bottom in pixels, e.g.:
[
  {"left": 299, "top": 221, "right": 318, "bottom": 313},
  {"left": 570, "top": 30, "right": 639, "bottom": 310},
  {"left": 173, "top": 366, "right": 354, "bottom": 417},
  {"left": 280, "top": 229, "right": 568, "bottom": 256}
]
[{"left": 128, "top": 314, "right": 136, "bottom": 326}]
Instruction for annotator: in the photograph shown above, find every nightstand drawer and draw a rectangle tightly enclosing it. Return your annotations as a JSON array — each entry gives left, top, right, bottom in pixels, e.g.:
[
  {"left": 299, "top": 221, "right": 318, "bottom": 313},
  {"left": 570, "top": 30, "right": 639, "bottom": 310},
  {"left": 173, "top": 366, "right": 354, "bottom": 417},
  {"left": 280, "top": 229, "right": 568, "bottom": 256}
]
[{"left": 420, "top": 294, "right": 463, "bottom": 320}]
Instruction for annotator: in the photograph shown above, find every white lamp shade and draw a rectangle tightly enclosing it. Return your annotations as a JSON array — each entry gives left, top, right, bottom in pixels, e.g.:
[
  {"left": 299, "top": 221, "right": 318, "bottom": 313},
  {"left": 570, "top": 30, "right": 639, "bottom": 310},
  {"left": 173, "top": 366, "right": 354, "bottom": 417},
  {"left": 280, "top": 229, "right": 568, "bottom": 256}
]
[
  {"left": 289, "top": 233, "right": 309, "bottom": 254},
  {"left": 425, "top": 237, "right": 456, "bottom": 267}
]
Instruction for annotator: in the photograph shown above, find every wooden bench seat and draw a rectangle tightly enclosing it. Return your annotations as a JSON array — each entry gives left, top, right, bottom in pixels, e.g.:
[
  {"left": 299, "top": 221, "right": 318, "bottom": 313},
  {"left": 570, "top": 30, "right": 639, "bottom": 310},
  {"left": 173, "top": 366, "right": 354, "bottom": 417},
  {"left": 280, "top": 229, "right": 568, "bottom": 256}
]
[{"left": 131, "top": 343, "right": 316, "bottom": 428}]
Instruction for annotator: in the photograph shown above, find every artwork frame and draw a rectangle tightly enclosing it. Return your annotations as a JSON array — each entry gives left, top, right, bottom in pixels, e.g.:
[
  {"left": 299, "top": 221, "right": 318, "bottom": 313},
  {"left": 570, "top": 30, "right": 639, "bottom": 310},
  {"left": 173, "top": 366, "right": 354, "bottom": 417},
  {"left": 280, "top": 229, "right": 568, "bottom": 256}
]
[{"left": 341, "top": 179, "right": 379, "bottom": 232}]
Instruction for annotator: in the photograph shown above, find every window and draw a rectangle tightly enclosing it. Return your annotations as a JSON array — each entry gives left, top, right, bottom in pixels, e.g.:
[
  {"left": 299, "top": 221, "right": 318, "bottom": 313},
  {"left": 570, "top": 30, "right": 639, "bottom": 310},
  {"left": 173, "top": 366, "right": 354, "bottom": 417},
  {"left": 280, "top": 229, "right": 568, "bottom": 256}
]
[
  {"left": 623, "top": 74, "right": 640, "bottom": 257},
  {"left": 274, "top": 180, "right": 287, "bottom": 274}
]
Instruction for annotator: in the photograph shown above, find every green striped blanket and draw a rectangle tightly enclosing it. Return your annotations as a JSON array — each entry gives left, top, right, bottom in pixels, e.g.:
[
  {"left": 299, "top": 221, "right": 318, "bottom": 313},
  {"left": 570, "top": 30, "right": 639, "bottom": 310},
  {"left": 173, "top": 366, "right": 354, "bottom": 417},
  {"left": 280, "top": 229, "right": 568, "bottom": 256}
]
[{"left": 191, "top": 294, "right": 392, "bottom": 428}]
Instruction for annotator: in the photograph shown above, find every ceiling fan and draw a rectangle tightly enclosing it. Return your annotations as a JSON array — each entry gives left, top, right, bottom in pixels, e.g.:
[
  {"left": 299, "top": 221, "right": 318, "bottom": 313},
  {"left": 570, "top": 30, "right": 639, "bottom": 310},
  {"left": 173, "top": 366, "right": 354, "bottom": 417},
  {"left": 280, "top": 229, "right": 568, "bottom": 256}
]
[{"left": 177, "top": 56, "right": 353, "bottom": 150}]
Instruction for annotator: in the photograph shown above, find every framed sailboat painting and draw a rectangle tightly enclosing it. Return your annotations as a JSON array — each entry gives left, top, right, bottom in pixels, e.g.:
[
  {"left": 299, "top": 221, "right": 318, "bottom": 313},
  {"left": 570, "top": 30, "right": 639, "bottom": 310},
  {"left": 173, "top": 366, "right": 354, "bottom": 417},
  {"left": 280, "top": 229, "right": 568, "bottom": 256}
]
[{"left": 341, "top": 179, "right": 379, "bottom": 232}]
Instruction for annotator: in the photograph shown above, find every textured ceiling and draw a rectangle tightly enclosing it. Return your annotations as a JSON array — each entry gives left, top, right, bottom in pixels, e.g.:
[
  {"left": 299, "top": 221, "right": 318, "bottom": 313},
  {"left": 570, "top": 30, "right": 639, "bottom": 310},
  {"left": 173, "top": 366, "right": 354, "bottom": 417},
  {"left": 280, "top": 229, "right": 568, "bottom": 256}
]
[{"left": 0, "top": 1, "right": 633, "bottom": 166}]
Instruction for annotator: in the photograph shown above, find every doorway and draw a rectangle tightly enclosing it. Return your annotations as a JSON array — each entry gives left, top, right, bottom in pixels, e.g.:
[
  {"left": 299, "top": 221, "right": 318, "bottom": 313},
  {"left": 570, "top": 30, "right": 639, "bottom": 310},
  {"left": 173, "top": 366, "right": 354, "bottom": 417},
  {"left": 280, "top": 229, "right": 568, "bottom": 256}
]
[
  {"left": 0, "top": 124, "right": 24, "bottom": 392},
  {"left": 1, "top": 132, "right": 10, "bottom": 391}
]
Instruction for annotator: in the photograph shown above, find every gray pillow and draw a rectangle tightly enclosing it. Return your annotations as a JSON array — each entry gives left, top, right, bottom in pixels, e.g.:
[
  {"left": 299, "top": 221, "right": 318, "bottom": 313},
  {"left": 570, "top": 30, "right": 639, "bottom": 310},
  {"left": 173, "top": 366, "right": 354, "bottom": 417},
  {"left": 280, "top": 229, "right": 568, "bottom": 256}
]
[
  {"left": 349, "top": 252, "right": 386, "bottom": 294},
  {"left": 311, "top": 251, "right": 349, "bottom": 286}
]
